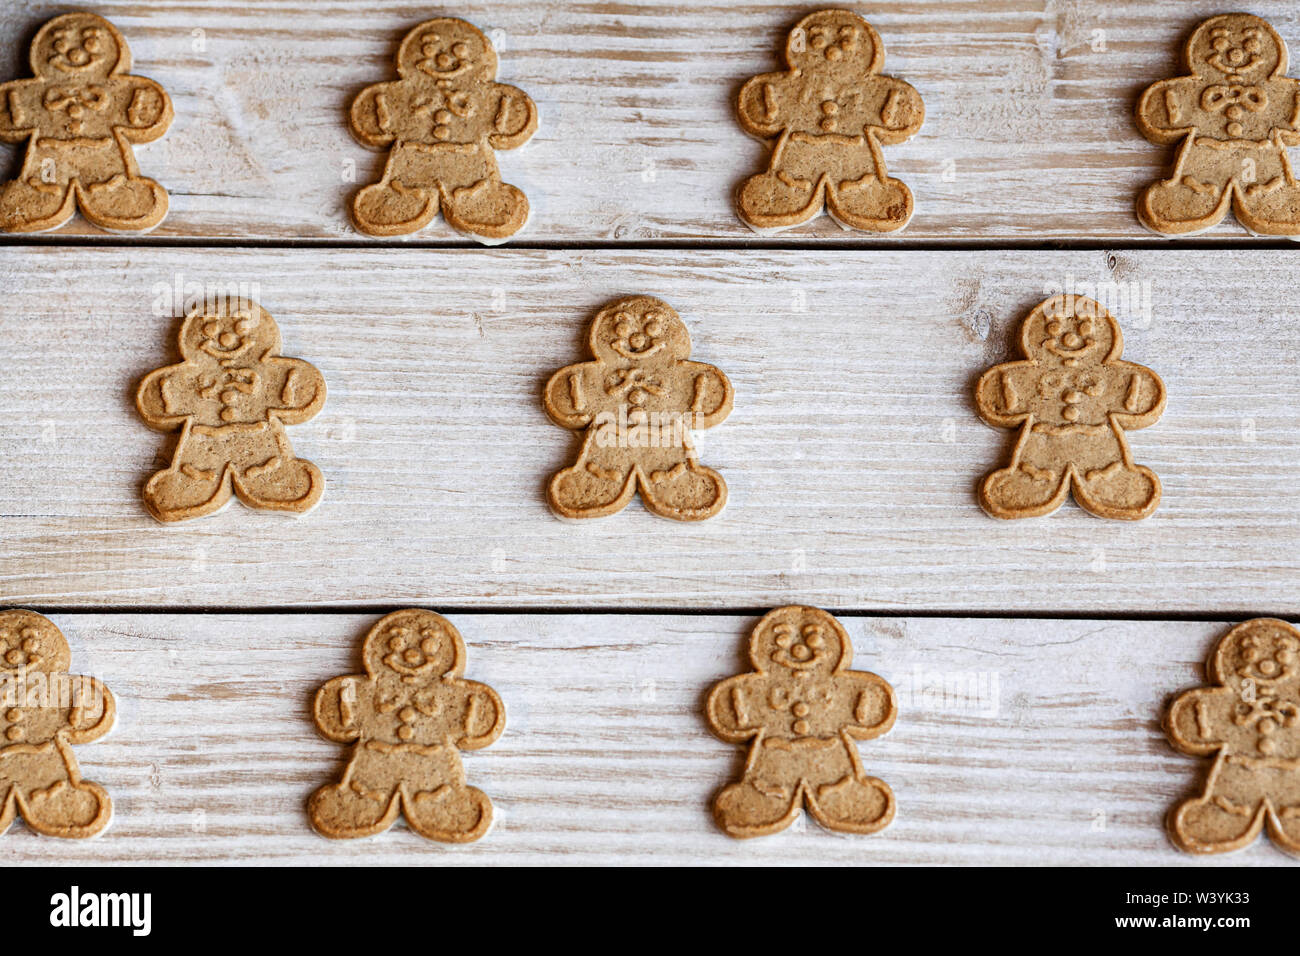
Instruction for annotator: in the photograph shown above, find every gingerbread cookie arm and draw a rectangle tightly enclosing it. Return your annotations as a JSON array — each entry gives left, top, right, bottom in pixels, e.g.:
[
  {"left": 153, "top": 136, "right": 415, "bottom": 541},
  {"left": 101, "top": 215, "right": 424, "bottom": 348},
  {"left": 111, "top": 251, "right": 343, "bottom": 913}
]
[
  {"left": 543, "top": 361, "right": 603, "bottom": 429},
  {"left": 65, "top": 676, "right": 116, "bottom": 745},
  {"left": 974, "top": 360, "right": 1037, "bottom": 428},
  {"left": 1136, "top": 77, "right": 1198, "bottom": 145},
  {"left": 135, "top": 364, "right": 195, "bottom": 429},
  {"left": 313, "top": 675, "right": 364, "bottom": 743},
  {"left": 487, "top": 84, "right": 538, "bottom": 151},
  {"left": 1107, "top": 361, "right": 1167, "bottom": 430},
  {"left": 867, "top": 76, "right": 924, "bottom": 144},
  {"left": 736, "top": 72, "right": 791, "bottom": 139},
  {"left": 348, "top": 81, "right": 400, "bottom": 148},
  {"left": 1272, "top": 77, "right": 1300, "bottom": 144},
  {"left": 705, "top": 674, "right": 764, "bottom": 743},
  {"left": 837, "top": 672, "right": 899, "bottom": 741},
  {"left": 266, "top": 357, "right": 327, "bottom": 425},
  {"left": 1166, "top": 685, "right": 1235, "bottom": 756},
  {"left": 455, "top": 679, "right": 506, "bottom": 750},
  {"left": 114, "top": 76, "right": 173, "bottom": 143},
  {"left": 679, "top": 361, "right": 734, "bottom": 429},
  {"left": 0, "top": 78, "right": 40, "bottom": 141}
]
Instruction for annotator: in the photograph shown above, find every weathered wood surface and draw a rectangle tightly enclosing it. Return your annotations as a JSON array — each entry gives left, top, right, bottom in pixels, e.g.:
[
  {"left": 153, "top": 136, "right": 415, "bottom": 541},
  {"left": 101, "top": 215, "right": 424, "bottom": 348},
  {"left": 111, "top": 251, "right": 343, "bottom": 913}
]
[
  {"left": 3, "top": 612, "right": 1284, "bottom": 865},
  {"left": 0, "top": 0, "right": 1287, "bottom": 244},
  {"left": 0, "top": 246, "right": 1296, "bottom": 613}
]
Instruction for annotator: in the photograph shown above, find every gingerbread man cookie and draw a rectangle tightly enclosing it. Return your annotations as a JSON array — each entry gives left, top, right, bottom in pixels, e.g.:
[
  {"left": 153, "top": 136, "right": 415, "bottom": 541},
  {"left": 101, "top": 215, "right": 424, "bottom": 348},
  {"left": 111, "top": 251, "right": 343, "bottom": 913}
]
[
  {"left": 0, "top": 13, "right": 172, "bottom": 234},
  {"left": 136, "top": 300, "right": 326, "bottom": 522},
  {"left": 349, "top": 18, "right": 537, "bottom": 243},
  {"left": 1167, "top": 619, "right": 1300, "bottom": 855},
  {"left": 0, "top": 610, "right": 114, "bottom": 839},
  {"left": 310, "top": 610, "right": 505, "bottom": 842},
  {"left": 706, "top": 606, "right": 897, "bottom": 839},
  {"left": 735, "top": 9, "right": 923, "bottom": 234},
  {"left": 974, "top": 294, "right": 1166, "bottom": 521},
  {"left": 1136, "top": 13, "right": 1300, "bottom": 237},
  {"left": 543, "top": 295, "right": 733, "bottom": 521}
]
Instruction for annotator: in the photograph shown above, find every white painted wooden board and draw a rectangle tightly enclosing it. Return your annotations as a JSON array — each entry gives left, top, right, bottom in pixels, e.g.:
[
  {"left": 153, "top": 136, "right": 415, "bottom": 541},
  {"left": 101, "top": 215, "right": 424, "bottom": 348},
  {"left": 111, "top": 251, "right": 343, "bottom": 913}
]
[
  {"left": 3, "top": 246, "right": 1300, "bottom": 613},
  {"left": 0, "top": 0, "right": 1289, "bottom": 244},
  {"left": 1, "top": 612, "right": 1286, "bottom": 866}
]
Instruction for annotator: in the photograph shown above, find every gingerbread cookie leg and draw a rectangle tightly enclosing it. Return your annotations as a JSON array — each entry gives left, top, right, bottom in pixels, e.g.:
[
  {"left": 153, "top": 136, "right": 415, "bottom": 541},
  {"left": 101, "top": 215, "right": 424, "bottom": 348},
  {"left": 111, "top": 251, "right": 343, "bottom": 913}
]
[
  {"left": 714, "top": 772, "right": 802, "bottom": 838},
  {"left": 308, "top": 780, "right": 401, "bottom": 840},
  {"left": 402, "top": 781, "right": 493, "bottom": 843},
  {"left": 1071, "top": 462, "right": 1161, "bottom": 521},
  {"left": 352, "top": 145, "right": 442, "bottom": 237},
  {"left": 804, "top": 742, "right": 895, "bottom": 834},
  {"left": 143, "top": 429, "right": 235, "bottom": 522},
  {"left": 439, "top": 145, "right": 529, "bottom": 244},
  {"left": 0, "top": 175, "right": 76, "bottom": 233},
  {"left": 548, "top": 455, "right": 638, "bottom": 520},
  {"left": 637, "top": 459, "right": 728, "bottom": 522},
  {"left": 13, "top": 745, "right": 112, "bottom": 839},
  {"left": 979, "top": 433, "right": 1071, "bottom": 519},
  {"left": 1138, "top": 155, "right": 1233, "bottom": 236},
  {"left": 1170, "top": 760, "right": 1268, "bottom": 854},
  {"left": 229, "top": 424, "right": 323, "bottom": 514},
  {"left": 1232, "top": 146, "right": 1300, "bottom": 236},
  {"left": 824, "top": 142, "right": 914, "bottom": 233},
  {"left": 75, "top": 140, "right": 169, "bottom": 233},
  {"left": 737, "top": 164, "right": 826, "bottom": 232}
]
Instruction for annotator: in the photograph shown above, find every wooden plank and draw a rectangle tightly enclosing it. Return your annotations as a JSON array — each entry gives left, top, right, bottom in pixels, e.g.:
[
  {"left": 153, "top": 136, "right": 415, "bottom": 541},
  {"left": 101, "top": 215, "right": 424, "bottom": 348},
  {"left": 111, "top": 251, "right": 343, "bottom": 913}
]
[
  {"left": 0, "top": 0, "right": 1286, "bottom": 244},
  {"left": 2, "top": 246, "right": 1300, "bottom": 612},
  {"left": 1, "top": 611, "right": 1284, "bottom": 865}
]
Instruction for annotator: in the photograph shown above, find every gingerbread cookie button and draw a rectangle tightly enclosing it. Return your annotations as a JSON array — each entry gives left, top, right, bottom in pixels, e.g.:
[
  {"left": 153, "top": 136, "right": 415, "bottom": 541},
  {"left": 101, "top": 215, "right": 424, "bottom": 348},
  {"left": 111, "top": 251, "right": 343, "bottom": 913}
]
[
  {"left": 974, "top": 294, "right": 1166, "bottom": 520},
  {"left": 0, "top": 610, "right": 115, "bottom": 839},
  {"left": 736, "top": 9, "right": 923, "bottom": 234},
  {"left": 1136, "top": 14, "right": 1300, "bottom": 237},
  {"left": 543, "top": 295, "right": 733, "bottom": 521},
  {"left": 706, "top": 606, "right": 897, "bottom": 839},
  {"left": 136, "top": 300, "right": 326, "bottom": 522},
  {"left": 0, "top": 13, "right": 173, "bottom": 234},
  {"left": 1166, "top": 619, "right": 1300, "bottom": 855},
  {"left": 349, "top": 18, "right": 537, "bottom": 243},
  {"left": 309, "top": 610, "right": 505, "bottom": 842}
]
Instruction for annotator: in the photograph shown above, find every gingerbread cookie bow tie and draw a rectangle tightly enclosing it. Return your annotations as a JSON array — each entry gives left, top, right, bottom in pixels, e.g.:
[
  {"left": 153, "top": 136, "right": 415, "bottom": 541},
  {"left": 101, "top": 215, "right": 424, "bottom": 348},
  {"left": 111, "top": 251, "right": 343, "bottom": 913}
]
[{"left": 1200, "top": 84, "right": 1267, "bottom": 111}]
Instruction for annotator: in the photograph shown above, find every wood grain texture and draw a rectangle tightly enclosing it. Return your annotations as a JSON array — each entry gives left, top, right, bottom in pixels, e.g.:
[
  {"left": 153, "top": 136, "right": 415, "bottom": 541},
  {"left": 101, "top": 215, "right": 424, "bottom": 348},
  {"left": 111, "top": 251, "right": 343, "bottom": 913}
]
[
  {"left": 2, "top": 611, "right": 1285, "bottom": 865},
  {"left": 0, "top": 245, "right": 1298, "bottom": 613},
  {"left": 0, "top": 0, "right": 1289, "bottom": 244}
]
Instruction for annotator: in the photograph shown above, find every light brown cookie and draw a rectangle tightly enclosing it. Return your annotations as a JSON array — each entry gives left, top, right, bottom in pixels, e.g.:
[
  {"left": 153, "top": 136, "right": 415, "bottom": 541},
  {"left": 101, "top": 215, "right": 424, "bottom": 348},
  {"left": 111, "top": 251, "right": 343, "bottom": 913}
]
[
  {"left": 1136, "top": 13, "right": 1300, "bottom": 237},
  {"left": 974, "top": 294, "right": 1166, "bottom": 521},
  {"left": 736, "top": 9, "right": 923, "bottom": 234},
  {"left": 543, "top": 295, "right": 733, "bottom": 521},
  {"left": 309, "top": 610, "right": 505, "bottom": 842},
  {"left": 136, "top": 300, "right": 326, "bottom": 523},
  {"left": 349, "top": 18, "right": 537, "bottom": 243},
  {"left": 706, "top": 606, "right": 897, "bottom": 839},
  {"left": 1166, "top": 619, "right": 1300, "bottom": 855},
  {"left": 0, "top": 12, "right": 172, "bottom": 234},
  {"left": 0, "top": 610, "right": 114, "bottom": 839}
]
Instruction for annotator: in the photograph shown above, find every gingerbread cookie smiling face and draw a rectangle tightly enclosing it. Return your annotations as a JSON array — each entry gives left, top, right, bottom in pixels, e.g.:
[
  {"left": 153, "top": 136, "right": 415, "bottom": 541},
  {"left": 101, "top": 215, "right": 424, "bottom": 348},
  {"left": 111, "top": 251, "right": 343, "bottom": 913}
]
[
  {"left": 348, "top": 18, "right": 537, "bottom": 243},
  {"left": 309, "top": 610, "right": 505, "bottom": 843},
  {"left": 543, "top": 295, "right": 733, "bottom": 522},
  {"left": 974, "top": 294, "right": 1166, "bottom": 520},
  {"left": 0, "top": 610, "right": 115, "bottom": 839},
  {"left": 1166, "top": 619, "right": 1300, "bottom": 855},
  {"left": 706, "top": 606, "right": 897, "bottom": 839},
  {"left": 0, "top": 13, "right": 172, "bottom": 233},
  {"left": 1136, "top": 14, "right": 1300, "bottom": 236},
  {"left": 135, "top": 300, "right": 326, "bottom": 522},
  {"left": 735, "top": 9, "right": 924, "bottom": 234}
]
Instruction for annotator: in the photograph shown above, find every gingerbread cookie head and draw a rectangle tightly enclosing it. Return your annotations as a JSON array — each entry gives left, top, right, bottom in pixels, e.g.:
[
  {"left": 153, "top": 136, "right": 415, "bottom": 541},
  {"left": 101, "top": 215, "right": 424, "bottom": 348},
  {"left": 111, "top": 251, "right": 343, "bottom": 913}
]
[
  {"left": 1210, "top": 618, "right": 1300, "bottom": 692},
  {"left": 177, "top": 302, "right": 281, "bottom": 368},
  {"left": 748, "top": 605, "right": 848, "bottom": 677},
  {"left": 588, "top": 296, "right": 692, "bottom": 368},
  {"left": 785, "top": 9, "right": 883, "bottom": 76},
  {"left": 0, "top": 609, "right": 70, "bottom": 675},
  {"left": 396, "top": 18, "right": 497, "bottom": 84},
  {"left": 30, "top": 13, "right": 128, "bottom": 82},
  {"left": 1019, "top": 294, "right": 1122, "bottom": 369},
  {"left": 362, "top": 609, "right": 467, "bottom": 685},
  {"left": 1187, "top": 14, "right": 1286, "bottom": 82}
]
